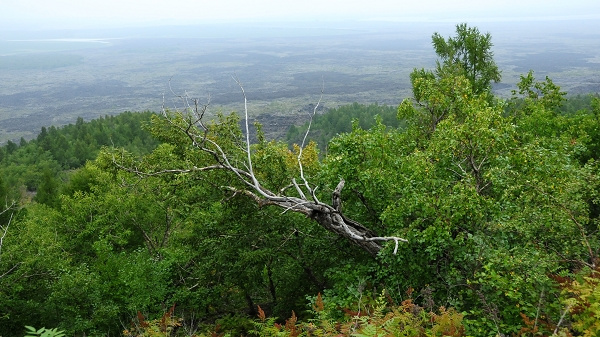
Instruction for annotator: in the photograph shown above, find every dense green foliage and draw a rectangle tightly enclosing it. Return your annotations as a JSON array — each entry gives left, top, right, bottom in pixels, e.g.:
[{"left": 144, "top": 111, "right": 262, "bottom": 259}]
[{"left": 1, "top": 23, "right": 600, "bottom": 336}]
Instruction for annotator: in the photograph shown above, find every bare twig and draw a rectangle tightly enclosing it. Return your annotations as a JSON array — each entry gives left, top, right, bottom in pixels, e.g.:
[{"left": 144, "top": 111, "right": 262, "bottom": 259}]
[
  {"left": 553, "top": 304, "right": 570, "bottom": 335},
  {"left": 0, "top": 262, "right": 22, "bottom": 279},
  {"left": 296, "top": 79, "right": 324, "bottom": 203},
  {"left": 0, "top": 202, "right": 16, "bottom": 262}
]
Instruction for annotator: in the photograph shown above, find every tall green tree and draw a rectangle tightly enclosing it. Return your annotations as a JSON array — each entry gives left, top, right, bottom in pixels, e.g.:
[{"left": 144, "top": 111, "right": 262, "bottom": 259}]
[
  {"left": 431, "top": 23, "right": 501, "bottom": 95},
  {"left": 401, "top": 23, "right": 501, "bottom": 138}
]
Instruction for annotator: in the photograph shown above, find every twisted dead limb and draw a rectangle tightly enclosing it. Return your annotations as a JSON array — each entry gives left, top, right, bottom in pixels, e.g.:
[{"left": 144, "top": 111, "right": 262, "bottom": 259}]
[{"left": 115, "top": 80, "right": 407, "bottom": 256}]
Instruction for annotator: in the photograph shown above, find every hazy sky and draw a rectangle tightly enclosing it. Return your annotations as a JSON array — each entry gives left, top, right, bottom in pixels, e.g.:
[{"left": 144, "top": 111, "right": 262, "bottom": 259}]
[{"left": 2, "top": 0, "right": 599, "bottom": 30}]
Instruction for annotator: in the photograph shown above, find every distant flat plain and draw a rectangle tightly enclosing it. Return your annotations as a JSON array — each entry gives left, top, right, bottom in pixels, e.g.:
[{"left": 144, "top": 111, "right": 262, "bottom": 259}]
[{"left": 1, "top": 19, "right": 599, "bottom": 142}]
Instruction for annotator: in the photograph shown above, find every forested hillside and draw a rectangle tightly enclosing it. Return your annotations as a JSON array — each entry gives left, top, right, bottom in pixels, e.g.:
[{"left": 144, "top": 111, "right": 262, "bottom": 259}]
[
  {"left": 1, "top": 24, "right": 600, "bottom": 337},
  {"left": 0, "top": 111, "right": 158, "bottom": 204}
]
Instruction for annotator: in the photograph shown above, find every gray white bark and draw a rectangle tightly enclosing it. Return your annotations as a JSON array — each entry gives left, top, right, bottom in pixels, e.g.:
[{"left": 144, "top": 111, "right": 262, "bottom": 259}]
[{"left": 117, "top": 81, "right": 408, "bottom": 256}]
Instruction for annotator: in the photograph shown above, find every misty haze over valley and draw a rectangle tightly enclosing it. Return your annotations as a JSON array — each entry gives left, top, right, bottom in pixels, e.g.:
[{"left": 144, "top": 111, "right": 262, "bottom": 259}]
[{"left": 1, "top": 19, "right": 599, "bottom": 142}]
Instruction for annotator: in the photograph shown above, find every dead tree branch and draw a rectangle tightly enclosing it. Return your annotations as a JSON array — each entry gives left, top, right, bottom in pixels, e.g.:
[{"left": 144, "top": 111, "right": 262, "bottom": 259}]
[{"left": 114, "top": 80, "right": 407, "bottom": 256}]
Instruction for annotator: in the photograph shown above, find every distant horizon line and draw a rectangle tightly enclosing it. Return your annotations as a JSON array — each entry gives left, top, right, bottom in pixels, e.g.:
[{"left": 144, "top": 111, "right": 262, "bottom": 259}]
[{"left": 1, "top": 14, "right": 598, "bottom": 33}]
